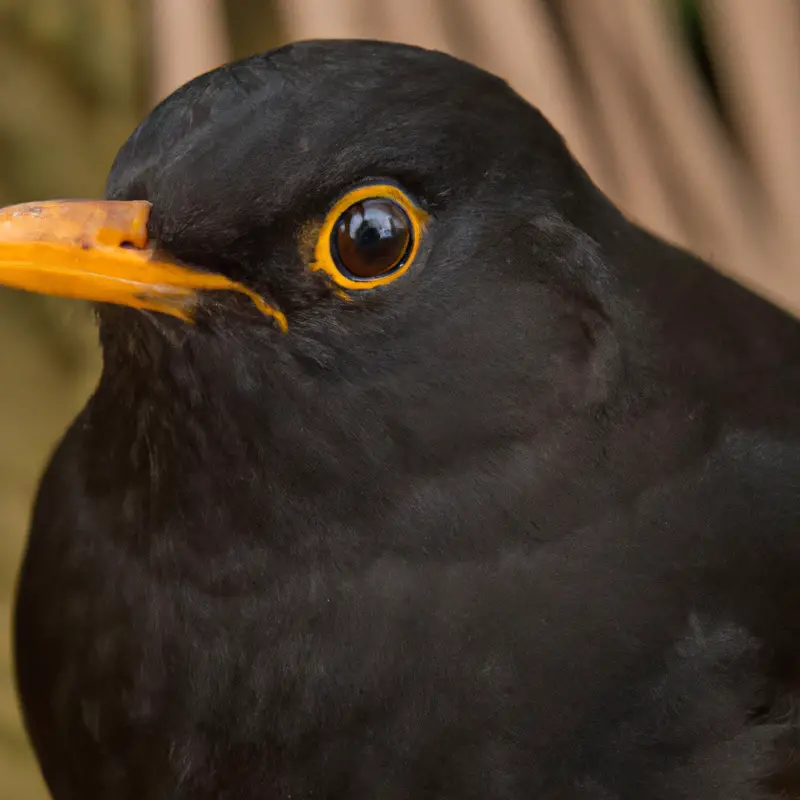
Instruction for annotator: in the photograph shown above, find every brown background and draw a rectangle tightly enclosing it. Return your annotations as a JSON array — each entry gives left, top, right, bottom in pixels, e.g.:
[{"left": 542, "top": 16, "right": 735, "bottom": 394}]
[{"left": 0, "top": 1, "right": 797, "bottom": 795}]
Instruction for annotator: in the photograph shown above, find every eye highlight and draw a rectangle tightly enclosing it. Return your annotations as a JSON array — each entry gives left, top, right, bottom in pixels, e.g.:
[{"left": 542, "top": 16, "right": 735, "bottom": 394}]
[{"left": 311, "top": 183, "right": 427, "bottom": 290}]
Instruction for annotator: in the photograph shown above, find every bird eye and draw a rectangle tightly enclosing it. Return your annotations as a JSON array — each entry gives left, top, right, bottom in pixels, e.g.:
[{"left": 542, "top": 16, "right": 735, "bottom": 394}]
[
  {"left": 334, "top": 199, "right": 410, "bottom": 279},
  {"left": 311, "top": 183, "right": 427, "bottom": 290}
]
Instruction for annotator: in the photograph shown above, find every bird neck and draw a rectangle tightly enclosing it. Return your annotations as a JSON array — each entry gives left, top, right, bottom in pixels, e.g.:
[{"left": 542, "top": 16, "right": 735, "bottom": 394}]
[{"left": 65, "top": 340, "right": 712, "bottom": 590}]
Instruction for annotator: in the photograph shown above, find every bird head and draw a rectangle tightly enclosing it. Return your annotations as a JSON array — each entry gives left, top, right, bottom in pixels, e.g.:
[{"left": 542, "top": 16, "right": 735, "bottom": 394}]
[{"left": 0, "top": 40, "right": 781, "bottom": 562}]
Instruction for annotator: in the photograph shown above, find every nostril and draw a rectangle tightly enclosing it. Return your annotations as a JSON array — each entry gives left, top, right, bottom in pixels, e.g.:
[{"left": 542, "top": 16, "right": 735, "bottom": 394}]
[{"left": 119, "top": 240, "right": 139, "bottom": 250}]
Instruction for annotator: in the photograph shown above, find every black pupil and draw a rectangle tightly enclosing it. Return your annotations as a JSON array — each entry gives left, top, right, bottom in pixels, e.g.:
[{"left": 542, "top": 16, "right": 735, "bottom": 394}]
[{"left": 334, "top": 198, "right": 411, "bottom": 279}]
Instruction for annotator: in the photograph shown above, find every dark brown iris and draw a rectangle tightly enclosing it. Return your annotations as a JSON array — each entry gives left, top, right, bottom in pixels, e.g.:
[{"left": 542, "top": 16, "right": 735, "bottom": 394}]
[{"left": 333, "top": 198, "right": 412, "bottom": 279}]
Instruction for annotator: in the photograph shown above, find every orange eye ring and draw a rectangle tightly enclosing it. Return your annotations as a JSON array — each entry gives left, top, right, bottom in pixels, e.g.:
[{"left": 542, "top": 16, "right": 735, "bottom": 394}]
[{"left": 310, "top": 183, "right": 428, "bottom": 290}]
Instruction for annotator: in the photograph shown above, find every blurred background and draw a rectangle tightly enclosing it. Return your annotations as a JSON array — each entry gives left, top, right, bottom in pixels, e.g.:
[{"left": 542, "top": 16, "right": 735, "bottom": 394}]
[{"left": 0, "top": 0, "right": 797, "bottom": 795}]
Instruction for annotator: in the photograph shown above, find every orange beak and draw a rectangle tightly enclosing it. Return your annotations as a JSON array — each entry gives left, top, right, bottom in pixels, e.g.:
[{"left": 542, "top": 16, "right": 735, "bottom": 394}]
[{"left": 0, "top": 200, "right": 287, "bottom": 331}]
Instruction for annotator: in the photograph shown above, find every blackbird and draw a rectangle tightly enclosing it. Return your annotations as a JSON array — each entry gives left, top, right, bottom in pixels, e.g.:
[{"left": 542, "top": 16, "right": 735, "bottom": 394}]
[{"left": 1, "top": 39, "right": 799, "bottom": 800}]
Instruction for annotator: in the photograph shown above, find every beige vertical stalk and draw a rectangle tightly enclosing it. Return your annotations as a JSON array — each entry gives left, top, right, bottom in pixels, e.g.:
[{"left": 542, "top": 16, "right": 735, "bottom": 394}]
[
  {"left": 148, "top": 0, "right": 231, "bottom": 102},
  {"left": 703, "top": 0, "right": 800, "bottom": 300}
]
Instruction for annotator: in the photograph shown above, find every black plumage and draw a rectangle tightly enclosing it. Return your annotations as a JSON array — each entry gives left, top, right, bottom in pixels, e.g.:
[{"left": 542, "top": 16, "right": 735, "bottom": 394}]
[{"left": 10, "top": 40, "right": 800, "bottom": 799}]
